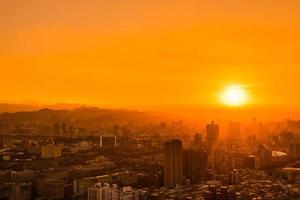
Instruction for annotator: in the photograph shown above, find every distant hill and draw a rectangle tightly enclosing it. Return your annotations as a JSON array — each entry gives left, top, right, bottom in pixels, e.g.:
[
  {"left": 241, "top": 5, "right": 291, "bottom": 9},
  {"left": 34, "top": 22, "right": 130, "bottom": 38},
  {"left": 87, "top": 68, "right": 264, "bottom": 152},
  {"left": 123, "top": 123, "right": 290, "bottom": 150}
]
[
  {"left": 0, "top": 107, "right": 164, "bottom": 127},
  {"left": 0, "top": 103, "right": 86, "bottom": 113}
]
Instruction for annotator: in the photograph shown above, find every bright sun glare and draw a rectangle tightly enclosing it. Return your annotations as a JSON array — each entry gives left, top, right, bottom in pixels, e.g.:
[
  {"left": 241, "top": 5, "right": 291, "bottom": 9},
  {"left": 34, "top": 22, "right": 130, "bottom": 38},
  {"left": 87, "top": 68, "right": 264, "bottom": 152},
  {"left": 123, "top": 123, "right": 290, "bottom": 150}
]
[{"left": 221, "top": 85, "right": 248, "bottom": 106}]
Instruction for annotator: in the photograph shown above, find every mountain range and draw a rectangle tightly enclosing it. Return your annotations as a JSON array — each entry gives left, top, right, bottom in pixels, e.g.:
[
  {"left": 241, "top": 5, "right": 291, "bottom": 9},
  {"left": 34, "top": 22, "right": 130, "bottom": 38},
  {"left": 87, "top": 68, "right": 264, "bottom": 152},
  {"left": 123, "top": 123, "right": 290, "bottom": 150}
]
[{"left": 0, "top": 104, "right": 168, "bottom": 127}]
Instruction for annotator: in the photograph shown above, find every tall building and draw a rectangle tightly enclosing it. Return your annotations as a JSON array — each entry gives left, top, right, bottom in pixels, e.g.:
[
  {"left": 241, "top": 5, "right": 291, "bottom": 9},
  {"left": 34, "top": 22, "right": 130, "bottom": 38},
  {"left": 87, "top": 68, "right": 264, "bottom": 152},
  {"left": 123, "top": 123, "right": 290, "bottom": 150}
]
[
  {"left": 183, "top": 148, "right": 208, "bottom": 183},
  {"left": 0, "top": 136, "right": 6, "bottom": 149},
  {"left": 119, "top": 186, "right": 139, "bottom": 200},
  {"left": 164, "top": 139, "right": 183, "bottom": 188},
  {"left": 206, "top": 121, "right": 219, "bottom": 142},
  {"left": 289, "top": 142, "right": 300, "bottom": 161},
  {"left": 41, "top": 144, "right": 63, "bottom": 159},
  {"left": 0, "top": 183, "right": 31, "bottom": 200},
  {"left": 206, "top": 121, "right": 219, "bottom": 153},
  {"left": 193, "top": 133, "right": 202, "bottom": 148},
  {"left": 100, "top": 135, "right": 117, "bottom": 148},
  {"left": 53, "top": 122, "right": 63, "bottom": 135},
  {"left": 212, "top": 148, "right": 227, "bottom": 173},
  {"left": 11, "top": 170, "right": 35, "bottom": 183},
  {"left": 229, "top": 169, "right": 239, "bottom": 185},
  {"left": 37, "top": 179, "right": 72, "bottom": 199},
  {"left": 245, "top": 155, "right": 256, "bottom": 169},
  {"left": 280, "top": 132, "right": 294, "bottom": 147},
  {"left": 0, "top": 123, "right": 10, "bottom": 135},
  {"left": 208, "top": 185, "right": 216, "bottom": 200},
  {"left": 220, "top": 186, "right": 228, "bottom": 200},
  {"left": 88, "top": 186, "right": 102, "bottom": 200},
  {"left": 88, "top": 183, "right": 119, "bottom": 200},
  {"left": 228, "top": 121, "right": 241, "bottom": 141},
  {"left": 87, "top": 184, "right": 139, "bottom": 200},
  {"left": 257, "top": 146, "right": 273, "bottom": 169}
]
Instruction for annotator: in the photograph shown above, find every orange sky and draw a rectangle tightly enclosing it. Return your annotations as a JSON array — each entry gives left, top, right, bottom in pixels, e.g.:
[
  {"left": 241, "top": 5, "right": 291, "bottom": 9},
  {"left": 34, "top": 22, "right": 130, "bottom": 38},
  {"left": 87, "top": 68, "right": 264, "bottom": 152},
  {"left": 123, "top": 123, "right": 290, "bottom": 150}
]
[{"left": 1, "top": 0, "right": 300, "bottom": 111}]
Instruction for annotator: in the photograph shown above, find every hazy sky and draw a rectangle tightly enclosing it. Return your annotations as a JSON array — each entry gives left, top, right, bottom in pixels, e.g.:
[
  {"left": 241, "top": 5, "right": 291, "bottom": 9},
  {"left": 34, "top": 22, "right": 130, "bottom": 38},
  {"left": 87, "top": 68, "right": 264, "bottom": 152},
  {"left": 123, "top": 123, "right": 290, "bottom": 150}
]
[{"left": 1, "top": 0, "right": 300, "bottom": 109}]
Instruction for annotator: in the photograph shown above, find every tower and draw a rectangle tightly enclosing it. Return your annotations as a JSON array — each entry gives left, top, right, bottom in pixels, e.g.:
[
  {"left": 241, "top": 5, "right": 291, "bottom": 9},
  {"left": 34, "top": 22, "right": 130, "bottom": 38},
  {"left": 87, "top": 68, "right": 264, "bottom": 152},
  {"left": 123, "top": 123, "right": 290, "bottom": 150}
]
[
  {"left": 228, "top": 121, "right": 241, "bottom": 141},
  {"left": 164, "top": 139, "right": 183, "bottom": 188},
  {"left": 183, "top": 148, "right": 208, "bottom": 183},
  {"left": 206, "top": 121, "right": 219, "bottom": 153}
]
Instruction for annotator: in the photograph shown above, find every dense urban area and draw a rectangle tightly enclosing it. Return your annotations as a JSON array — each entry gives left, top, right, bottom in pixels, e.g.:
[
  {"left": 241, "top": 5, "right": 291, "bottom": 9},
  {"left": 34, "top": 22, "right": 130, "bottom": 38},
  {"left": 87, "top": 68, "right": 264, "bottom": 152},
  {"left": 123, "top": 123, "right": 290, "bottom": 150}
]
[{"left": 0, "top": 107, "right": 300, "bottom": 200}]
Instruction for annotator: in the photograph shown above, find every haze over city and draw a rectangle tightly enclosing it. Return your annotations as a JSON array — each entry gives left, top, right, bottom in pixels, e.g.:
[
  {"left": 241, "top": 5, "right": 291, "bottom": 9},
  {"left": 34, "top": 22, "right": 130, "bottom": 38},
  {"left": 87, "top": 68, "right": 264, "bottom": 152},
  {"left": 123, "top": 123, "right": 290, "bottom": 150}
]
[{"left": 1, "top": 1, "right": 300, "bottom": 200}]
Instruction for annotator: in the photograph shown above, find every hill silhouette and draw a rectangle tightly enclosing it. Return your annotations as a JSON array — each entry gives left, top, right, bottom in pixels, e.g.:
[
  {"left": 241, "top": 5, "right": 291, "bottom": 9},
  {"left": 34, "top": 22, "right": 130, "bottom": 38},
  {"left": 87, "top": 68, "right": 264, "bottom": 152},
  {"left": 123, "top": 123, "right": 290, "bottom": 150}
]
[{"left": 0, "top": 107, "right": 164, "bottom": 127}]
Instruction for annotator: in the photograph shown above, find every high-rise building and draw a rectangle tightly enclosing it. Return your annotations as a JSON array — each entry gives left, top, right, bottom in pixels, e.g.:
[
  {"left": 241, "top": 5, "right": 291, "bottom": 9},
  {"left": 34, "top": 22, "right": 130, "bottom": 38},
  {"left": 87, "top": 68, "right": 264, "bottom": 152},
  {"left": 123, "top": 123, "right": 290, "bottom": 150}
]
[
  {"left": 100, "top": 135, "right": 117, "bottom": 148},
  {"left": 88, "top": 183, "right": 119, "bottom": 200},
  {"left": 206, "top": 121, "right": 219, "bottom": 153},
  {"left": 193, "top": 133, "right": 202, "bottom": 148},
  {"left": 37, "top": 179, "right": 72, "bottom": 199},
  {"left": 88, "top": 186, "right": 102, "bottom": 200},
  {"left": 53, "top": 122, "right": 63, "bottom": 135},
  {"left": 0, "top": 136, "right": 6, "bottom": 149},
  {"left": 41, "top": 144, "right": 63, "bottom": 159},
  {"left": 208, "top": 185, "right": 216, "bottom": 200},
  {"left": 11, "top": 170, "right": 35, "bottom": 183},
  {"left": 245, "top": 155, "right": 256, "bottom": 169},
  {"left": 212, "top": 148, "right": 227, "bottom": 173},
  {"left": 88, "top": 184, "right": 140, "bottom": 200},
  {"left": 0, "top": 123, "right": 10, "bottom": 135},
  {"left": 0, "top": 183, "right": 31, "bottom": 200},
  {"left": 220, "top": 186, "right": 228, "bottom": 200},
  {"left": 206, "top": 121, "right": 219, "bottom": 142},
  {"left": 229, "top": 169, "right": 239, "bottom": 185},
  {"left": 228, "top": 121, "right": 241, "bottom": 141},
  {"left": 119, "top": 186, "right": 139, "bottom": 200},
  {"left": 164, "top": 139, "right": 183, "bottom": 188},
  {"left": 289, "top": 142, "right": 300, "bottom": 161},
  {"left": 257, "top": 146, "right": 272, "bottom": 168},
  {"left": 183, "top": 148, "right": 208, "bottom": 183}
]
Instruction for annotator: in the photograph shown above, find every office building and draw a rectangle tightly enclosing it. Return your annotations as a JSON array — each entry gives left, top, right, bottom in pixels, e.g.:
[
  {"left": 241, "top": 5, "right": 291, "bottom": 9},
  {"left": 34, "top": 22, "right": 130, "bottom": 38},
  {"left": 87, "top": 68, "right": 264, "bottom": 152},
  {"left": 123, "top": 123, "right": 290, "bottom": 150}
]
[
  {"left": 229, "top": 169, "right": 239, "bottom": 185},
  {"left": 0, "top": 183, "right": 31, "bottom": 200},
  {"left": 289, "top": 142, "right": 300, "bottom": 161},
  {"left": 100, "top": 135, "right": 117, "bottom": 148},
  {"left": 206, "top": 121, "right": 219, "bottom": 153},
  {"left": 257, "top": 146, "right": 272, "bottom": 169},
  {"left": 37, "top": 178, "right": 72, "bottom": 199},
  {"left": 228, "top": 121, "right": 241, "bottom": 141},
  {"left": 164, "top": 139, "right": 183, "bottom": 188},
  {"left": 88, "top": 183, "right": 119, "bottom": 200},
  {"left": 193, "top": 133, "right": 202, "bottom": 148},
  {"left": 0, "top": 123, "right": 10, "bottom": 135},
  {"left": 41, "top": 144, "right": 63, "bottom": 159},
  {"left": 183, "top": 148, "right": 208, "bottom": 183}
]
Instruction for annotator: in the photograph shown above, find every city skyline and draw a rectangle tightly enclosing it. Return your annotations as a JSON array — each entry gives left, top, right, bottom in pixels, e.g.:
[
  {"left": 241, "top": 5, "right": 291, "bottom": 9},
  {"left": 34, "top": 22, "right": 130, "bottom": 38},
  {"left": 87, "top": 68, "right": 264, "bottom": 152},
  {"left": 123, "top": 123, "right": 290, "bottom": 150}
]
[{"left": 2, "top": 1, "right": 300, "bottom": 200}]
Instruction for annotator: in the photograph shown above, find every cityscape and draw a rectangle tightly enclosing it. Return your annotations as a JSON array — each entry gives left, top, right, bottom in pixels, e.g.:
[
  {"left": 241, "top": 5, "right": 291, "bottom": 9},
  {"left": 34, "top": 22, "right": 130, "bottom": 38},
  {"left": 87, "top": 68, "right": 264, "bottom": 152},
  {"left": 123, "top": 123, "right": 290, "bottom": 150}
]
[
  {"left": 0, "top": 108, "right": 300, "bottom": 199},
  {"left": 1, "top": 0, "right": 300, "bottom": 199}
]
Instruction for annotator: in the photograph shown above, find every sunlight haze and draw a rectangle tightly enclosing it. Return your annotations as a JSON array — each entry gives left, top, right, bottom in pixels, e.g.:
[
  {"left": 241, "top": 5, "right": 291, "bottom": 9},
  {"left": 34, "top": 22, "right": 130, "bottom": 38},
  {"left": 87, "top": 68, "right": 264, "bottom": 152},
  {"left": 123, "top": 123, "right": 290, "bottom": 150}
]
[{"left": 1, "top": 0, "right": 300, "bottom": 113}]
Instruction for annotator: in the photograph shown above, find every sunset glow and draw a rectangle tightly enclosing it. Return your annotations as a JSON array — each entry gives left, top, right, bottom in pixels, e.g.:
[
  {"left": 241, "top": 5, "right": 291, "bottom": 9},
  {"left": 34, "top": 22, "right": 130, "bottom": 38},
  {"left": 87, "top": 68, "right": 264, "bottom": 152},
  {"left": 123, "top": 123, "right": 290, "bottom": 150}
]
[
  {"left": 1, "top": 2, "right": 300, "bottom": 198},
  {"left": 1, "top": 0, "right": 300, "bottom": 116}
]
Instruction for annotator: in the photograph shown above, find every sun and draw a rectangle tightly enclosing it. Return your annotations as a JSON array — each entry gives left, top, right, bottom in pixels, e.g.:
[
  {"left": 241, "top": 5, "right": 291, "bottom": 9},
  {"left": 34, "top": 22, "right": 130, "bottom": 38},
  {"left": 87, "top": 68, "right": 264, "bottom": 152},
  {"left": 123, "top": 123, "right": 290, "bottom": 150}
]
[{"left": 221, "top": 85, "right": 248, "bottom": 106}]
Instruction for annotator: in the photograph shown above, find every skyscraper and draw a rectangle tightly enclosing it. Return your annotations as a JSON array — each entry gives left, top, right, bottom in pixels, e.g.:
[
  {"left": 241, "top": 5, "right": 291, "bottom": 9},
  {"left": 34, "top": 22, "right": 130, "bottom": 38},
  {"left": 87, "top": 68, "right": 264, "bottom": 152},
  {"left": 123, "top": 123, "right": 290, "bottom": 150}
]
[
  {"left": 289, "top": 142, "right": 300, "bottom": 161},
  {"left": 206, "top": 121, "right": 220, "bottom": 153},
  {"left": 183, "top": 148, "right": 208, "bottom": 183},
  {"left": 192, "top": 133, "right": 202, "bottom": 148},
  {"left": 100, "top": 135, "right": 117, "bottom": 148},
  {"left": 229, "top": 169, "right": 240, "bottom": 185},
  {"left": 228, "top": 121, "right": 241, "bottom": 141},
  {"left": 0, "top": 123, "right": 10, "bottom": 135},
  {"left": 164, "top": 139, "right": 183, "bottom": 188},
  {"left": 257, "top": 145, "right": 273, "bottom": 169}
]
